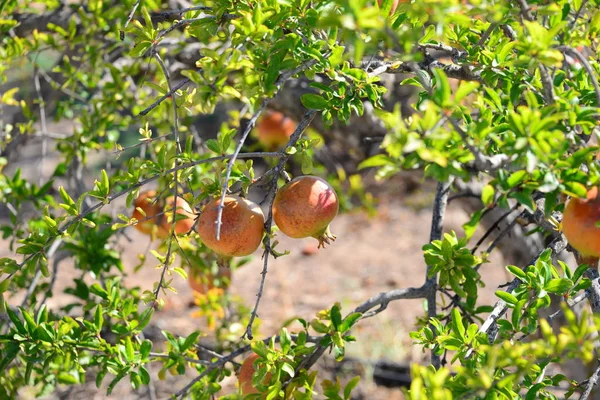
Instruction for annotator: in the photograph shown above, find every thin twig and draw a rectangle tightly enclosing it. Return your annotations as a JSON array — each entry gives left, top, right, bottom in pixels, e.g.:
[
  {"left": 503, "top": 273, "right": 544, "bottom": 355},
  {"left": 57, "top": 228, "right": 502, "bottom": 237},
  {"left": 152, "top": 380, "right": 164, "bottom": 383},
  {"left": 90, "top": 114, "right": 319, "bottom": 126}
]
[
  {"left": 471, "top": 204, "right": 520, "bottom": 255},
  {"left": 138, "top": 78, "right": 192, "bottom": 116},
  {"left": 579, "top": 361, "right": 600, "bottom": 400},
  {"left": 121, "top": 0, "right": 142, "bottom": 40},
  {"left": 152, "top": 51, "right": 183, "bottom": 303}
]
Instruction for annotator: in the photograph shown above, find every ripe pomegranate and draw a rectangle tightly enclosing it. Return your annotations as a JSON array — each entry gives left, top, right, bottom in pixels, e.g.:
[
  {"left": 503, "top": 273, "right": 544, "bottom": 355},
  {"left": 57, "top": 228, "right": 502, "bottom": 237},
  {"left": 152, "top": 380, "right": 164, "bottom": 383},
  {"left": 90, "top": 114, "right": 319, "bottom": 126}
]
[
  {"left": 562, "top": 187, "right": 600, "bottom": 263},
  {"left": 197, "top": 196, "right": 265, "bottom": 257},
  {"left": 159, "top": 195, "right": 196, "bottom": 237},
  {"left": 131, "top": 190, "right": 163, "bottom": 235},
  {"left": 256, "top": 110, "right": 296, "bottom": 150},
  {"left": 273, "top": 176, "right": 339, "bottom": 248},
  {"left": 188, "top": 266, "right": 232, "bottom": 294},
  {"left": 238, "top": 353, "right": 272, "bottom": 397}
]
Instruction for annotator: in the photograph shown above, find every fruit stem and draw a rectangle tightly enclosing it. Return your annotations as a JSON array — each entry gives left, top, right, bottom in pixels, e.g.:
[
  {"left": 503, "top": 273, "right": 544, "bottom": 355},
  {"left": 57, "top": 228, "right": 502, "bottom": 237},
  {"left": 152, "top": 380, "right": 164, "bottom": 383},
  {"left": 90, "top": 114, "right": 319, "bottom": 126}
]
[
  {"left": 314, "top": 225, "right": 337, "bottom": 249},
  {"left": 216, "top": 255, "right": 232, "bottom": 269}
]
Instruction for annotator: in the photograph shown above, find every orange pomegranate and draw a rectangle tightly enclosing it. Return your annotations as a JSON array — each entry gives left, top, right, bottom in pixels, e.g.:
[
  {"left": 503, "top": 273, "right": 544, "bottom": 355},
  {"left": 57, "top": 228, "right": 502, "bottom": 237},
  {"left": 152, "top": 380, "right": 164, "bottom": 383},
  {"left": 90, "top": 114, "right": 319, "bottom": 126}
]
[
  {"left": 256, "top": 110, "right": 296, "bottom": 150},
  {"left": 197, "top": 196, "right": 265, "bottom": 257},
  {"left": 159, "top": 195, "right": 196, "bottom": 237},
  {"left": 563, "top": 187, "right": 600, "bottom": 262},
  {"left": 238, "top": 353, "right": 271, "bottom": 397},
  {"left": 272, "top": 176, "right": 339, "bottom": 248},
  {"left": 131, "top": 190, "right": 163, "bottom": 235},
  {"left": 188, "top": 266, "right": 232, "bottom": 294}
]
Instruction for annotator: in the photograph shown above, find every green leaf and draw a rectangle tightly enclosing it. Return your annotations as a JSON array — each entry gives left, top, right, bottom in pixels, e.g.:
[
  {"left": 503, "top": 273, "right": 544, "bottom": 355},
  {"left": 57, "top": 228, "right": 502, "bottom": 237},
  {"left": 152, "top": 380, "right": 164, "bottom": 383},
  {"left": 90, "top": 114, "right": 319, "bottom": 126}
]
[
  {"left": 301, "top": 152, "right": 313, "bottom": 174},
  {"left": 506, "top": 170, "right": 528, "bottom": 188},
  {"left": 300, "top": 94, "right": 329, "bottom": 110},
  {"left": 330, "top": 304, "right": 342, "bottom": 330},
  {"left": 94, "top": 304, "right": 103, "bottom": 332},
  {"left": 57, "top": 372, "right": 78, "bottom": 384},
  {"left": 545, "top": 278, "right": 573, "bottom": 294},
  {"left": 506, "top": 265, "right": 528, "bottom": 281},
  {"left": 495, "top": 290, "right": 518, "bottom": 305},
  {"left": 137, "top": 307, "right": 154, "bottom": 331},
  {"left": 481, "top": 184, "right": 495, "bottom": 206},
  {"left": 344, "top": 376, "right": 361, "bottom": 400},
  {"left": 101, "top": 169, "right": 110, "bottom": 195},
  {"left": 206, "top": 139, "right": 221, "bottom": 154},
  {"left": 451, "top": 308, "right": 465, "bottom": 341},
  {"left": 7, "top": 307, "right": 26, "bottom": 334},
  {"left": 139, "top": 366, "right": 150, "bottom": 385},
  {"left": 358, "top": 154, "right": 394, "bottom": 170},
  {"left": 140, "top": 340, "right": 152, "bottom": 359},
  {"left": 455, "top": 81, "right": 480, "bottom": 103},
  {"left": 339, "top": 312, "right": 362, "bottom": 333},
  {"left": 182, "top": 331, "right": 201, "bottom": 351},
  {"left": 281, "top": 362, "right": 295, "bottom": 378}
]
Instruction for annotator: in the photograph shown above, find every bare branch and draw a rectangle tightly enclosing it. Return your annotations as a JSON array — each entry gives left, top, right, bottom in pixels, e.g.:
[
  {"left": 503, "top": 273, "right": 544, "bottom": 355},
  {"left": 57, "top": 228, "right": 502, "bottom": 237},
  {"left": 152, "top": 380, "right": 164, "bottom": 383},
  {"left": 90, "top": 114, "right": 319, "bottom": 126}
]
[
  {"left": 426, "top": 179, "right": 453, "bottom": 369},
  {"left": 361, "top": 60, "right": 484, "bottom": 82},
  {"left": 579, "top": 361, "right": 600, "bottom": 400},
  {"left": 138, "top": 77, "right": 193, "bottom": 116}
]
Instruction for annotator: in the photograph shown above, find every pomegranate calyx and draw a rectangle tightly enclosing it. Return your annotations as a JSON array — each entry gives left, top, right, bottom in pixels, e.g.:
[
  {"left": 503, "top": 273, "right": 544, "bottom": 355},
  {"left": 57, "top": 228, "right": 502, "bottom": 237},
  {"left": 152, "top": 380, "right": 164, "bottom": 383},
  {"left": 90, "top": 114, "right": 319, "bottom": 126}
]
[{"left": 314, "top": 225, "right": 337, "bottom": 249}]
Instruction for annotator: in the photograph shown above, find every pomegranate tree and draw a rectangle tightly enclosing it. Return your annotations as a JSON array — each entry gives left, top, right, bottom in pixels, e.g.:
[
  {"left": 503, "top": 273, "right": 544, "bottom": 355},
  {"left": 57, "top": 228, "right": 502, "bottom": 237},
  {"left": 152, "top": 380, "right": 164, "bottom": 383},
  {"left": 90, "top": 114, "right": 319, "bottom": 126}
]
[
  {"left": 197, "top": 196, "right": 265, "bottom": 258},
  {"left": 272, "top": 176, "right": 339, "bottom": 248}
]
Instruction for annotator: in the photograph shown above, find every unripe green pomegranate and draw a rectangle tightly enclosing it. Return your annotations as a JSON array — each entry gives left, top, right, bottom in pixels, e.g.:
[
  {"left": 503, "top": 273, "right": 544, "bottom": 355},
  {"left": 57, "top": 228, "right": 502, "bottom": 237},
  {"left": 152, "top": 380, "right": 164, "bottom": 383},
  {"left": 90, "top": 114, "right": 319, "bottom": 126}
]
[{"left": 273, "top": 176, "right": 339, "bottom": 248}]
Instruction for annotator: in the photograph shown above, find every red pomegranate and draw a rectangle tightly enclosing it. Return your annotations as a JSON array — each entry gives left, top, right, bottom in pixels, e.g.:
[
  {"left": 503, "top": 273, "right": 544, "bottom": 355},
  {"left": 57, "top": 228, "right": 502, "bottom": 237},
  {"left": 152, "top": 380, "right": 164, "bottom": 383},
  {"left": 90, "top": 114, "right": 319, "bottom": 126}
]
[
  {"left": 238, "top": 353, "right": 271, "bottom": 397},
  {"left": 159, "top": 195, "right": 196, "bottom": 237},
  {"left": 197, "top": 196, "right": 265, "bottom": 257},
  {"left": 256, "top": 110, "right": 296, "bottom": 150},
  {"left": 131, "top": 190, "right": 163, "bottom": 235},
  {"left": 272, "top": 176, "right": 339, "bottom": 248},
  {"left": 188, "top": 266, "right": 232, "bottom": 294},
  {"left": 562, "top": 187, "right": 600, "bottom": 262}
]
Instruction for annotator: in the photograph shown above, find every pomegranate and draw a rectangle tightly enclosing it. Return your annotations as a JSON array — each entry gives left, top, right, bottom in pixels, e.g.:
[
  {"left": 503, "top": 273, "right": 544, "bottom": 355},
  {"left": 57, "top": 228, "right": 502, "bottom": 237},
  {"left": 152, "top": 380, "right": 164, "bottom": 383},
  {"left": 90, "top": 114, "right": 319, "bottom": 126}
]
[
  {"left": 188, "top": 266, "right": 232, "bottom": 294},
  {"left": 562, "top": 187, "right": 600, "bottom": 263},
  {"left": 131, "top": 190, "right": 163, "bottom": 235},
  {"left": 272, "top": 176, "right": 339, "bottom": 248},
  {"left": 197, "top": 196, "right": 265, "bottom": 257},
  {"left": 159, "top": 195, "right": 195, "bottom": 237},
  {"left": 238, "top": 353, "right": 271, "bottom": 397},
  {"left": 256, "top": 110, "right": 296, "bottom": 150}
]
